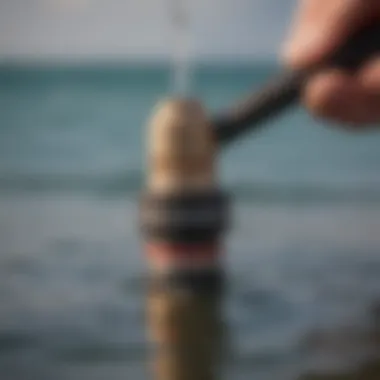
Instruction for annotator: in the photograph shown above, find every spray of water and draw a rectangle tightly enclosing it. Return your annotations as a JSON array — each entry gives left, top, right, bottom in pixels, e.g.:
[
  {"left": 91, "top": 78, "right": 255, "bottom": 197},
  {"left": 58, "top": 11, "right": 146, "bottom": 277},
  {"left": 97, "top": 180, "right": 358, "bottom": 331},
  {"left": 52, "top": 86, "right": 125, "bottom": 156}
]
[{"left": 169, "top": 0, "right": 192, "bottom": 95}]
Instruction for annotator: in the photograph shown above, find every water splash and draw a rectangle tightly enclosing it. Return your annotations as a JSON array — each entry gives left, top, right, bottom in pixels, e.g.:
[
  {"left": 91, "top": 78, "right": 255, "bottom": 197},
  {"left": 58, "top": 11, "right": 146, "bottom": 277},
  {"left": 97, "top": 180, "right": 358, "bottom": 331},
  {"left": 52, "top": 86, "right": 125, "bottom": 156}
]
[{"left": 169, "top": 0, "right": 192, "bottom": 95}]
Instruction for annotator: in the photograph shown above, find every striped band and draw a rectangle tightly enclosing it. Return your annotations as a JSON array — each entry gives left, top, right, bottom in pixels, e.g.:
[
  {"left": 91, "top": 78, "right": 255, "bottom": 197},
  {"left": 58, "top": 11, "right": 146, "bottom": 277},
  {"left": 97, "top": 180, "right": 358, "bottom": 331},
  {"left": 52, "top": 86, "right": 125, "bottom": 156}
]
[
  {"left": 146, "top": 242, "right": 220, "bottom": 271},
  {"left": 140, "top": 190, "right": 229, "bottom": 243}
]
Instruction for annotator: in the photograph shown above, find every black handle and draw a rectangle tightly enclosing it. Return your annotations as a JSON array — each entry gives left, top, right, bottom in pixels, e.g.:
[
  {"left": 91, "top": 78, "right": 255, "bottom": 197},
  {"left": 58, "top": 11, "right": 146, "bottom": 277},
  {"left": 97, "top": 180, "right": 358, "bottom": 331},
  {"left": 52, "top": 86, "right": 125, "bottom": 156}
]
[{"left": 214, "top": 23, "right": 380, "bottom": 145}]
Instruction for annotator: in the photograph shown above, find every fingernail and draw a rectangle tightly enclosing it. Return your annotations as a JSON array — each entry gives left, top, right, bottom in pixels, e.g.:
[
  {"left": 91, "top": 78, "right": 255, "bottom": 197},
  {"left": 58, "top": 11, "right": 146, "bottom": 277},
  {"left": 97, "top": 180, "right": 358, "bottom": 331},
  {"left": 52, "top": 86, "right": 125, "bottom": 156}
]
[{"left": 282, "top": 25, "right": 326, "bottom": 67}]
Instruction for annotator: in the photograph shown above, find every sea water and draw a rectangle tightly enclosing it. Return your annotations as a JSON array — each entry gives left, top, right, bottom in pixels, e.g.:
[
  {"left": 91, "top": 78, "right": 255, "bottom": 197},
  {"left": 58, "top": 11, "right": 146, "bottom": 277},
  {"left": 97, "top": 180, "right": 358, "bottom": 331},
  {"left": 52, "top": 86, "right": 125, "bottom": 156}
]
[{"left": 0, "top": 63, "right": 380, "bottom": 380}]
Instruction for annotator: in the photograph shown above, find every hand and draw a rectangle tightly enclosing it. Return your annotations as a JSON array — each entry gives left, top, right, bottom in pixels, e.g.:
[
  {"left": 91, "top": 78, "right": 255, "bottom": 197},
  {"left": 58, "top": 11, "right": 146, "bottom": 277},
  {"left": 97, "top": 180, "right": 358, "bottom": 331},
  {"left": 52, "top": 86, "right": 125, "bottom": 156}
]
[{"left": 282, "top": 0, "right": 380, "bottom": 128}]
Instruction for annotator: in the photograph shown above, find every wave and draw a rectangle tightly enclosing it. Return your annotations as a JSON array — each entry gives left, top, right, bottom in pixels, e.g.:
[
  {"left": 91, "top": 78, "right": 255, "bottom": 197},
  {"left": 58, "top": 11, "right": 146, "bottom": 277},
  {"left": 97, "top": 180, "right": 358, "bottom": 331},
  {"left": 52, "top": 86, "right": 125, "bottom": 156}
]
[{"left": 0, "top": 172, "right": 380, "bottom": 204}]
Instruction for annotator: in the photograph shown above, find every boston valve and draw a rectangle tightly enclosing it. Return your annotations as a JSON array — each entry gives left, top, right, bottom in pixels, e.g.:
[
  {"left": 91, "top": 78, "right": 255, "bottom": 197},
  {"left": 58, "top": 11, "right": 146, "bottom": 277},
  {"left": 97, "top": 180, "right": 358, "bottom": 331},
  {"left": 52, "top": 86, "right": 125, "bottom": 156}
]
[{"left": 139, "top": 99, "right": 229, "bottom": 380}]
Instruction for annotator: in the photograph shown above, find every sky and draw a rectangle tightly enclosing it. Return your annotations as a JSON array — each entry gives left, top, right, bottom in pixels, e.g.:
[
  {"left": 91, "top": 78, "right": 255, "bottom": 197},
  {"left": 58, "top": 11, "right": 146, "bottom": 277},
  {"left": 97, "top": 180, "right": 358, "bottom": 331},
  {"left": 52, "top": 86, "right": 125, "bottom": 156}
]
[{"left": 0, "top": 0, "right": 298, "bottom": 62}]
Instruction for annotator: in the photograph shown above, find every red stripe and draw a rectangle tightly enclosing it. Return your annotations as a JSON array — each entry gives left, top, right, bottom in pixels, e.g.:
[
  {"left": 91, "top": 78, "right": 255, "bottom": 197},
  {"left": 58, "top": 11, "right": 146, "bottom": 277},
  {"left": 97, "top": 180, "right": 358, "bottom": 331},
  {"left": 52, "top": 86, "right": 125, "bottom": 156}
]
[{"left": 145, "top": 242, "right": 220, "bottom": 262}]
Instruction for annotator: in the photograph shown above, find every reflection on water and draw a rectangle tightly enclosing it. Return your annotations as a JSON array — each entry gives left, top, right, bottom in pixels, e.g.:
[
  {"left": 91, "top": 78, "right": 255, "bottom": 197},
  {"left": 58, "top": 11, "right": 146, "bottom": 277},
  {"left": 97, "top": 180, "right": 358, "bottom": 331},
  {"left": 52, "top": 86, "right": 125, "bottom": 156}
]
[{"left": 0, "top": 197, "right": 380, "bottom": 380}]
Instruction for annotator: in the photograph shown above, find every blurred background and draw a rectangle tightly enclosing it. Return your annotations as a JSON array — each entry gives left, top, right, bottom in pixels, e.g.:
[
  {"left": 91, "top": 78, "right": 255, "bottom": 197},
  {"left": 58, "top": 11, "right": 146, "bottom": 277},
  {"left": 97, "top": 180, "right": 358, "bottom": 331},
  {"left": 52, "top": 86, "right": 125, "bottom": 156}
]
[{"left": 1, "top": 1, "right": 380, "bottom": 379}]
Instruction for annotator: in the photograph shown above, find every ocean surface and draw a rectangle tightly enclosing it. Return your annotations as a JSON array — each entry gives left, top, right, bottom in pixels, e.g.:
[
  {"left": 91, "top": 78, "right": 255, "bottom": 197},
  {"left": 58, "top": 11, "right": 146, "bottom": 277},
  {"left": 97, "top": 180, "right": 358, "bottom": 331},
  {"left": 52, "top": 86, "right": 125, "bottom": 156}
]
[{"left": 0, "top": 62, "right": 380, "bottom": 380}]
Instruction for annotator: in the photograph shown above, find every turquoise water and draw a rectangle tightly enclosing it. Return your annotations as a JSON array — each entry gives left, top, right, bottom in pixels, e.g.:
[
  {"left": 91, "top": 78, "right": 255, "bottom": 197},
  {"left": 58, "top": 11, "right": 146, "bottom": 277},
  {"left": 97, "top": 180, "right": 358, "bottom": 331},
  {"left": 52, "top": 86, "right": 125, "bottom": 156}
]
[{"left": 1, "top": 63, "right": 380, "bottom": 380}]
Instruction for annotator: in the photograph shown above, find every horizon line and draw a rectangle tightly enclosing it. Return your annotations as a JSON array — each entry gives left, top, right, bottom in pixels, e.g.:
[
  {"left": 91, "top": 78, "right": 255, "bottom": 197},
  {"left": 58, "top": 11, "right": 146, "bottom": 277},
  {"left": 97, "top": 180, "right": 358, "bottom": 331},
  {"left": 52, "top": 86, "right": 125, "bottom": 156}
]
[
  {"left": 0, "top": 58, "right": 281, "bottom": 70},
  {"left": 0, "top": 53, "right": 281, "bottom": 66}
]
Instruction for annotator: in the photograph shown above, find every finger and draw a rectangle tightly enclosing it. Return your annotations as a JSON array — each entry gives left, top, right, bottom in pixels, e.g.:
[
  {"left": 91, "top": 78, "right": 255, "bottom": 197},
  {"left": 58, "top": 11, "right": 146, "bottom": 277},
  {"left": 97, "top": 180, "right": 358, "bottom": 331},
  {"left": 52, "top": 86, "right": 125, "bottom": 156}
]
[
  {"left": 283, "top": 0, "right": 380, "bottom": 69},
  {"left": 303, "top": 69, "right": 380, "bottom": 127},
  {"left": 359, "top": 55, "right": 380, "bottom": 93}
]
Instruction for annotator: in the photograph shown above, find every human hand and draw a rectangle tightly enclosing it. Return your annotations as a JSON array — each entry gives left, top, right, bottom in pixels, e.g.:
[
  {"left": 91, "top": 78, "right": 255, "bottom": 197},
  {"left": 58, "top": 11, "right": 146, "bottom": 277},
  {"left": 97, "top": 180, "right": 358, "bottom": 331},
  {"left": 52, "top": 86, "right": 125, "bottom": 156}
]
[{"left": 283, "top": 0, "right": 380, "bottom": 128}]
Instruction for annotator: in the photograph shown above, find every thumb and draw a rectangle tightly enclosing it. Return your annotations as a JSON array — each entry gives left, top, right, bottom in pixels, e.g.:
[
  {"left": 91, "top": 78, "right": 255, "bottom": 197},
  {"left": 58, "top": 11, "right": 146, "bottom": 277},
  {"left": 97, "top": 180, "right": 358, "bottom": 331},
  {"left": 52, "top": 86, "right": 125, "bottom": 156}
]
[{"left": 282, "top": 0, "right": 379, "bottom": 69}]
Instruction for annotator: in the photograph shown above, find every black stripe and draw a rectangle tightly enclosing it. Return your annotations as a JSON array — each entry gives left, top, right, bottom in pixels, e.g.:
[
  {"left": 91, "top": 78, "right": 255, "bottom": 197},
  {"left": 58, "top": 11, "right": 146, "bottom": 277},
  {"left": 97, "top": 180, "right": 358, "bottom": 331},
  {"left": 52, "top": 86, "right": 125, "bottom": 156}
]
[
  {"left": 140, "top": 190, "right": 230, "bottom": 243},
  {"left": 148, "top": 268, "right": 225, "bottom": 296}
]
